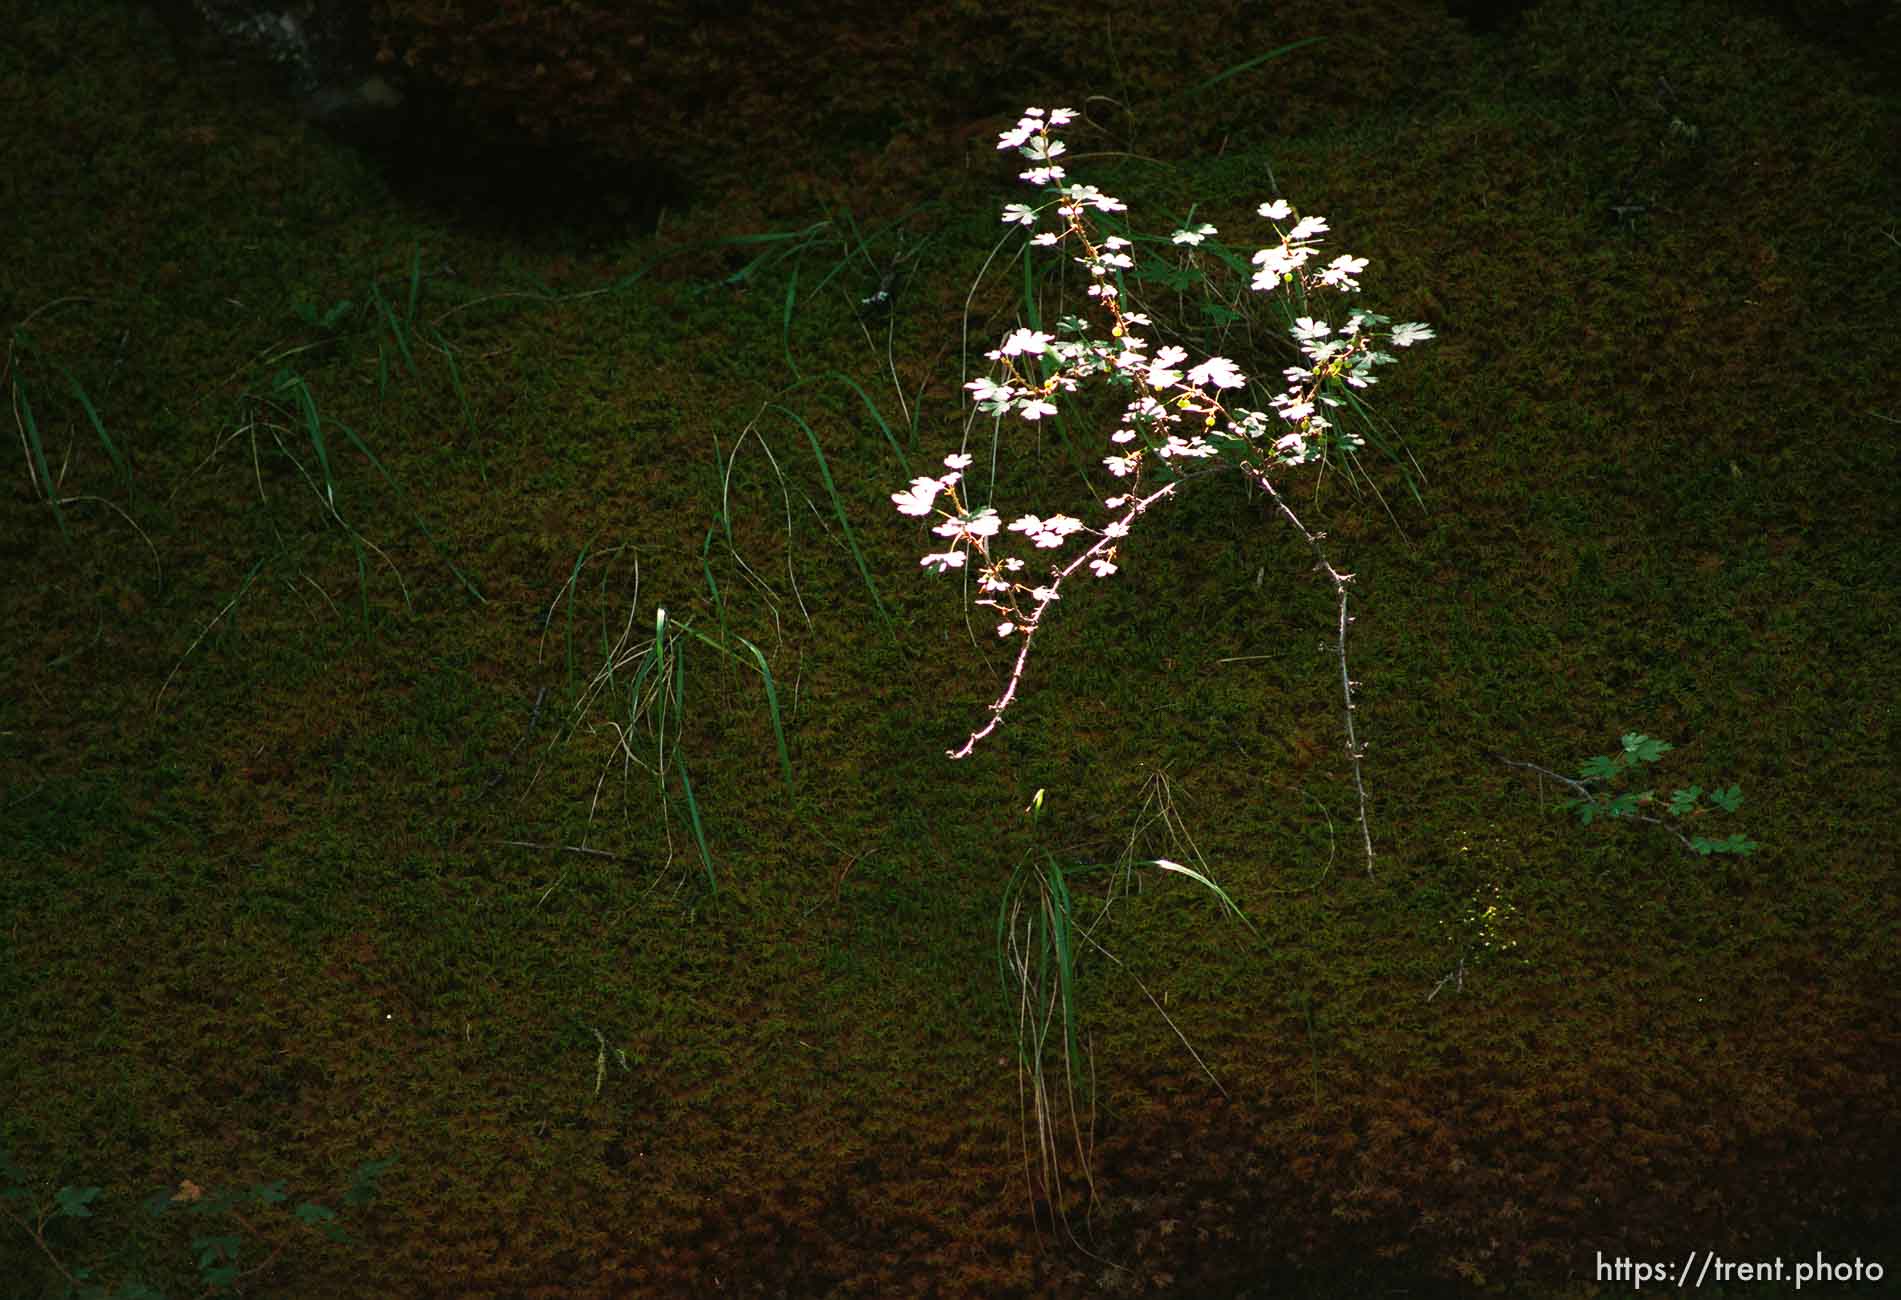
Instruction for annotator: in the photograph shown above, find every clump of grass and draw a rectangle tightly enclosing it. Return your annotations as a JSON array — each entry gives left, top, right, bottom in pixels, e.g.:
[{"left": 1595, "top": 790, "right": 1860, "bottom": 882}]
[
  {"left": 528, "top": 543, "right": 795, "bottom": 894},
  {"left": 6, "top": 306, "right": 148, "bottom": 555},
  {"left": 1000, "top": 778, "right": 1254, "bottom": 1239}
]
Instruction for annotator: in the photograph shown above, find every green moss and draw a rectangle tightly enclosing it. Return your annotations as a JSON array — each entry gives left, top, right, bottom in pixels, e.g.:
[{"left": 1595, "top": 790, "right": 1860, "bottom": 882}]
[{"left": 0, "top": 0, "right": 1895, "bottom": 1293}]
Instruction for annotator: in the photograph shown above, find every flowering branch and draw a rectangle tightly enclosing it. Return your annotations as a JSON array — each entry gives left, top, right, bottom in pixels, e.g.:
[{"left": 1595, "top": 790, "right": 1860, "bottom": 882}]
[
  {"left": 947, "top": 481, "right": 1178, "bottom": 759},
  {"left": 895, "top": 106, "right": 1432, "bottom": 871}
]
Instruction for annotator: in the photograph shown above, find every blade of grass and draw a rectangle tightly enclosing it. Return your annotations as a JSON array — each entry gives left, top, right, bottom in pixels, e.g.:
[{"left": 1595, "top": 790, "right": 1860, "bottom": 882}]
[
  {"left": 780, "top": 261, "right": 801, "bottom": 380},
  {"left": 1148, "top": 857, "right": 1259, "bottom": 936},
  {"left": 331, "top": 419, "right": 486, "bottom": 604},
  {"left": 673, "top": 748, "right": 715, "bottom": 894},
  {"left": 56, "top": 366, "right": 131, "bottom": 498},
  {"left": 404, "top": 243, "right": 422, "bottom": 324},
  {"left": 13, "top": 379, "right": 69, "bottom": 541},
  {"left": 560, "top": 537, "right": 595, "bottom": 695},
  {"left": 700, "top": 524, "right": 729, "bottom": 647},
  {"left": 731, "top": 633, "right": 792, "bottom": 789},
  {"left": 275, "top": 370, "right": 336, "bottom": 510},
  {"left": 1043, "top": 856, "right": 1082, "bottom": 1067},
  {"left": 1017, "top": 252, "right": 1094, "bottom": 488},
  {"left": 825, "top": 372, "right": 911, "bottom": 477},
  {"left": 427, "top": 325, "right": 486, "bottom": 486},
  {"left": 653, "top": 606, "right": 671, "bottom": 782},
  {"left": 713, "top": 221, "right": 833, "bottom": 291},
  {"left": 772, "top": 405, "right": 895, "bottom": 640},
  {"left": 371, "top": 279, "right": 417, "bottom": 380},
  {"left": 1156, "top": 38, "right": 1326, "bottom": 108},
  {"left": 154, "top": 554, "right": 267, "bottom": 713}
]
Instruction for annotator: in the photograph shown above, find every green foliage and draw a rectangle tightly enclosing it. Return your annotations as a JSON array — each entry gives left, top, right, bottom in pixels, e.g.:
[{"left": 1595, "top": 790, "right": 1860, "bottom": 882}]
[
  {"left": 0, "top": 1151, "right": 391, "bottom": 1298},
  {"left": 1561, "top": 732, "right": 1759, "bottom": 856}
]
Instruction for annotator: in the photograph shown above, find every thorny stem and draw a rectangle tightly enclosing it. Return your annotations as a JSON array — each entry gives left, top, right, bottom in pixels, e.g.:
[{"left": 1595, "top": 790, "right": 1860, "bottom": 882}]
[
  {"left": 949, "top": 482, "right": 1177, "bottom": 759},
  {"left": 1249, "top": 468, "right": 1375, "bottom": 875},
  {"left": 0, "top": 1200, "right": 78, "bottom": 1289}
]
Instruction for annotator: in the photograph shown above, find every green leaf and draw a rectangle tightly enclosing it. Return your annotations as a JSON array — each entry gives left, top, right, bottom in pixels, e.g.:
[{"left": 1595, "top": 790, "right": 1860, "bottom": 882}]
[
  {"left": 1578, "top": 755, "right": 1621, "bottom": 780},
  {"left": 55, "top": 1184, "right": 102, "bottom": 1218},
  {"left": 1692, "top": 833, "right": 1758, "bottom": 856},
  {"left": 1709, "top": 784, "right": 1745, "bottom": 813},
  {"left": 193, "top": 1233, "right": 241, "bottom": 1269},
  {"left": 1622, "top": 733, "right": 1672, "bottom": 764},
  {"left": 294, "top": 1201, "right": 338, "bottom": 1228},
  {"left": 248, "top": 1179, "right": 288, "bottom": 1205},
  {"left": 1667, "top": 785, "right": 1701, "bottom": 816},
  {"left": 344, "top": 1157, "right": 396, "bottom": 1207}
]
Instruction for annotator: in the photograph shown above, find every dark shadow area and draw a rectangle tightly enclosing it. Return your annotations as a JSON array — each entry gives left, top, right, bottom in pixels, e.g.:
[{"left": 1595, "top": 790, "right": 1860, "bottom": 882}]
[{"left": 311, "top": 90, "right": 690, "bottom": 249}]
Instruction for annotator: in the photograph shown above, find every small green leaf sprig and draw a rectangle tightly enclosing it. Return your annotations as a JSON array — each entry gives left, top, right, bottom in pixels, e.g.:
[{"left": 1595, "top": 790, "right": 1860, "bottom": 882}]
[
  {"left": 1, "top": 1148, "right": 392, "bottom": 1298},
  {"left": 1492, "top": 732, "right": 1758, "bottom": 857}
]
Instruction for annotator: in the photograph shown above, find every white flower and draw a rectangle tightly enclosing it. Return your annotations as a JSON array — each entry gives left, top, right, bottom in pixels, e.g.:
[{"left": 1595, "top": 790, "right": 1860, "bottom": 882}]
[
  {"left": 1187, "top": 356, "right": 1246, "bottom": 389},
  {"left": 1009, "top": 513, "right": 1083, "bottom": 548},
  {"left": 1000, "top": 203, "right": 1039, "bottom": 227},
  {"left": 1147, "top": 345, "right": 1188, "bottom": 389},
  {"left": 1159, "top": 435, "right": 1217, "bottom": 459},
  {"left": 920, "top": 550, "right": 966, "bottom": 573},
  {"left": 1103, "top": 520, "right": 1130, "bottom": 538},
  {"left": 891, "top": 476, "right": 942, "bottom": 516},
  {"left": 1062, "top": 184, "right": 1126, "bottom": 213},
  {"left": 1258, "top": 198, "right": 1293, "bottom": 221},
  {"left": 1017, "top": 397, "right": 1059, "bottom": 421},
  {"left": 1318, "top": 254, "right": 1368, "bottom": 289},
  {"left": 965, "top": 376, "right": 1011, "bottom": 406},
  {"left": 1291, "top": 316, "right": 1332, "bottom": 342},
  {"left": 1251, "top": 244, "right": 1312, "bottom": 283},
  {"left": 1090, "top": 558, "right": 1118, "bottom": 578},
  {"left": 931, "top": 508, "right": 999, "bottom": 545},
  {"left": 1288, "top": 214, "right": 1329, "bottom": 241},
  {"left": 943, "top": 452, "right": 973, "bottom": 470},
  {"left": 1171, "top": 223, "right": 1217, "bottom": 246},
  {"left": 1391, "top": 321, "right": 1436, "bottom": 347},
  {"left": 997, "top": 621, "right": 1016, "bottom": 637},
  {"left": 999, "top": 328, "right": 1053, "bottom": 356}
]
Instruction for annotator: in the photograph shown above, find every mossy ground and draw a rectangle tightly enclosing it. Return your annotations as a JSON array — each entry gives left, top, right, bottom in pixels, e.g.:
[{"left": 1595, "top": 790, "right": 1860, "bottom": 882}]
[{"left": 1, "top": 0, "right": 1895, "bottom": 1295}]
